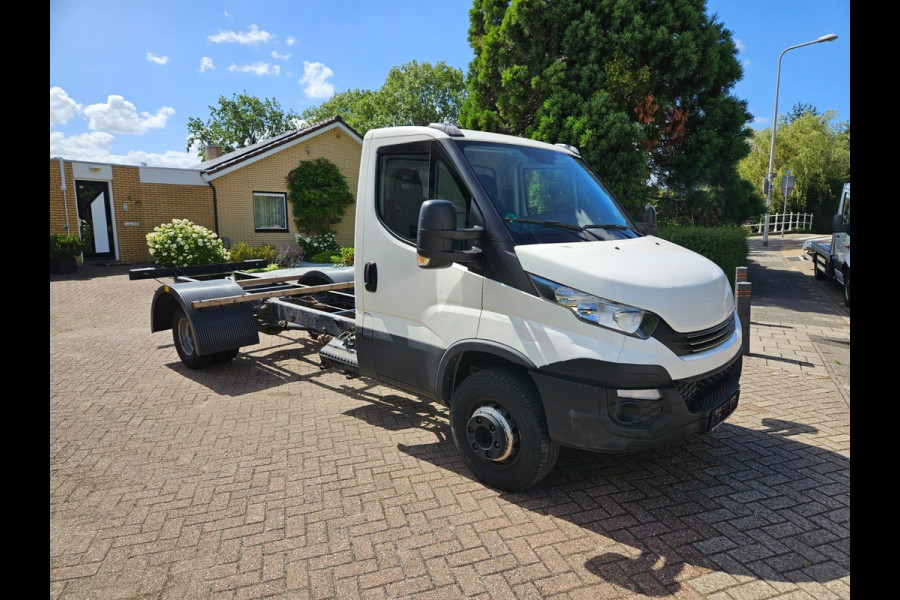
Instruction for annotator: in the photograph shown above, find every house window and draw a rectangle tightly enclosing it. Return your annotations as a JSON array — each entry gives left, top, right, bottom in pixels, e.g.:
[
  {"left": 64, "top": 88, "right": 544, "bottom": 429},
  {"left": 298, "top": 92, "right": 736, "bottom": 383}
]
[{"left": 253, "top": 192, "right": 288, "bottom": 232}]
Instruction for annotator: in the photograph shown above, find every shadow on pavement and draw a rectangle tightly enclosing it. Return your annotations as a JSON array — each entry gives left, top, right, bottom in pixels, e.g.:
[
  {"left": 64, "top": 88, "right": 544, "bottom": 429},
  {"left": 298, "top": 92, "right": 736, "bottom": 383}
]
[
  {"left": 164, "top": 336, "right": 326, "bottom": 396},
  {"left": 163, "top": 336, "right": 848, "bottom": 594},
  {"left": 344, "top": 391, "right": 849, "bottom": 596}
]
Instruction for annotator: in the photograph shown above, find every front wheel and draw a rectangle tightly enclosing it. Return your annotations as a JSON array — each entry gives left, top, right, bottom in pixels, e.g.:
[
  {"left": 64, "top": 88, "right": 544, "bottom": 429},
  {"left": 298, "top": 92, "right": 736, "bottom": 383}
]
[
  {"left": 843, "top": 269, "right": 850, "bottom": 307},
  {"left": 172, "top": 307, "right": 212, "bottom": 369},
  {"left": 450, "top": 368, "right": 559, "bottom": 492}
]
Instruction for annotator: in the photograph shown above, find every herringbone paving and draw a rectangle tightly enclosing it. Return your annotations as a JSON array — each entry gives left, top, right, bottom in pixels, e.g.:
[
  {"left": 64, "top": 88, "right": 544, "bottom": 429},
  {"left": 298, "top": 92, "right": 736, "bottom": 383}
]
[{"left": 50, "top": 244, "right": 849, "bottom": 599}]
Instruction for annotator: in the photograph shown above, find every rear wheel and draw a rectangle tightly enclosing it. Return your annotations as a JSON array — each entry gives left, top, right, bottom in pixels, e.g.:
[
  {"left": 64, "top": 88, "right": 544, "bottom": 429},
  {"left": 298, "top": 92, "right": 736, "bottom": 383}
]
[
  {"left": 172, "top": 307, "right": 212, "bottom": 369},
  {"left": 843, "top": 269, "right": 850, "bottom": 307},
  {"left": 813, "top": 255, "right": 827, "bottom": 280},
  {"left": 450, "top": 368, "right": 559, "bottom": 492}
]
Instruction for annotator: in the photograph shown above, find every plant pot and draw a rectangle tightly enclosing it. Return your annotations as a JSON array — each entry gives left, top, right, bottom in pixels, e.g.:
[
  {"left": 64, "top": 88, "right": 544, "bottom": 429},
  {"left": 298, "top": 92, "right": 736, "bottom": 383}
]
[{"left": 50, "top": 257, "right": 78, "bottom": 275}]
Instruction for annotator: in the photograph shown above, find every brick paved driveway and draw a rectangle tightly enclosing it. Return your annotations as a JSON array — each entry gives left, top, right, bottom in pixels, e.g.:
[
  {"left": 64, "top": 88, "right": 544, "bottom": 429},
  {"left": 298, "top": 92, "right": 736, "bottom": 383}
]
[{"left": 50, "top": 241, "right": 849, "bottom": 599}]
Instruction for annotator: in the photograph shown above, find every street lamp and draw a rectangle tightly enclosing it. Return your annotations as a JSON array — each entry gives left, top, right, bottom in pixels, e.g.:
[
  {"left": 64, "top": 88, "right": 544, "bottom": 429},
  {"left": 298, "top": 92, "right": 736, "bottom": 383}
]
[{"left": 762, "top": 33, "right": 838, "bottom": 247}]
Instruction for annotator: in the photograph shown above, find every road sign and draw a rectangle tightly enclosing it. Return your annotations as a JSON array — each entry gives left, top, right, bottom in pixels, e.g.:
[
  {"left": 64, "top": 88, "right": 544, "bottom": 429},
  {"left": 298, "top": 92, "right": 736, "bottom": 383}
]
[{"left": 780, "top": 175, "right": 795, "bottom": 198}]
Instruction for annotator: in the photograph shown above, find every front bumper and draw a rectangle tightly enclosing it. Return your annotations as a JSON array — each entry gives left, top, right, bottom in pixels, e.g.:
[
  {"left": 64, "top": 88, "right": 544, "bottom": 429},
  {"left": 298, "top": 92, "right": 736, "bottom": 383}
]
[{"left": 529, "top": 351, "right": 742, "bottom": 452}]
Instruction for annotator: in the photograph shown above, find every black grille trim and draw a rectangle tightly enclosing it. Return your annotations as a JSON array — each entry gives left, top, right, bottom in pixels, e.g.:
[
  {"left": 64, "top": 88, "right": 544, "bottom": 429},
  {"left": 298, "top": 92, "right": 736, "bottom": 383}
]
[
  {"left": 652, "top": 313, "right": 736, "bottom": 356},
  {"left": 675, "top": 354, "right": 742, "bottom": 414}
]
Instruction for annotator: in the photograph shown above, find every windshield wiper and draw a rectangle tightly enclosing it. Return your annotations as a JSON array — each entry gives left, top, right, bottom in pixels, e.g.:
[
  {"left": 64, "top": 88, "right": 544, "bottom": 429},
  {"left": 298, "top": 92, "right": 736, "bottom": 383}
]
[
  {"left": 583, "top": 223, "right": 629, "bottom": 231},
  {"left": 505, "top": 217, "right": 584, "bottom": 232}
]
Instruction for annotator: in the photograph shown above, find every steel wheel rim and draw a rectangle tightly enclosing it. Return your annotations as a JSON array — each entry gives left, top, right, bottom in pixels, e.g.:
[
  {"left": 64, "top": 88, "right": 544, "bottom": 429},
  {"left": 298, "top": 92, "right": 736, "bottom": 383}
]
[
  {"left": 466, "top": 402, "right": 520, "bottom": 463},
  {"left": 177, "top": 318, "right": 195, "bottom": 356}
]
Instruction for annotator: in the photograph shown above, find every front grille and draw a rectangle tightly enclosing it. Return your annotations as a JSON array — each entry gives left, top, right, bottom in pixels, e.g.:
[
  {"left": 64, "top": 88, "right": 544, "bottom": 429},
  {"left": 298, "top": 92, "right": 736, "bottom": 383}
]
[
  {"left": 653, "top": 313, "right": 736, "bottom": 356},
  {"left": 675, "top": 354, "right": 742, "bottom": 413}
]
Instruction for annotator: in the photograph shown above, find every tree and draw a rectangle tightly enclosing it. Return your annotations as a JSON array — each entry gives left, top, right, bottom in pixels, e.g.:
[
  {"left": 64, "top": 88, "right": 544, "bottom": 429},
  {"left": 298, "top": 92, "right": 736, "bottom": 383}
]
[
  {"left": 786, "top": 102, "right": 820, "bottom": 124},
  {"left": 737, "top": 110, "right": 850, "bottom": 218},
  {"left": 285, "top": 158, "right": 354, "bottom": 237},
  {"left": 187, "top": 92, "right": 300, "bottom": 156},
  {"left": 461, "top": 0, "right": 755, "bottom": 221},
  {"left": 301, "top": 60, "right": 467, "bottom": 135}
]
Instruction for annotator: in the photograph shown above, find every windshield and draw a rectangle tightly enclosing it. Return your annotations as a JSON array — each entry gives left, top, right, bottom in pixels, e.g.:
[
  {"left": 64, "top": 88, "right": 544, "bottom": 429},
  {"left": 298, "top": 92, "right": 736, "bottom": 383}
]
[{"left": 455, "top": 140, "right": 639, "bottom": 245}]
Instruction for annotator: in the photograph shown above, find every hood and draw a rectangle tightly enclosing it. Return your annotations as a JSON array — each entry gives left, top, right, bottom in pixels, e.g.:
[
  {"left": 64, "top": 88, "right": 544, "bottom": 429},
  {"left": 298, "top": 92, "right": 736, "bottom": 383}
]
[{"left": 514, "top": 236, "right": 733, "bottom": 332}]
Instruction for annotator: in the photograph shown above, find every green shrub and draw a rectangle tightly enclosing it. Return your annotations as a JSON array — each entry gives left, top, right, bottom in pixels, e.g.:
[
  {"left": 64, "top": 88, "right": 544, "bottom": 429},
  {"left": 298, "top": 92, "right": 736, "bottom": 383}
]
[
  {"left": 229, "top": 242, "right": 277, "bottom": 264},
  {"left": 308, "top": 250, "right": 337, "bottom": 264},
  {"left": 656, "top": 225, "right": 748, "bottom": 289},
  {"left": 286, "top": 158, "right": 354, "bottom": 236},
  {"left": 146, "top": 219, "right": 229, "bottom": 267},
  {"left": 50, "top": 234, "right": 89, "bottom": 259},
  {"left": 329, "top": 247, "right": 354, "bottom": 267}
]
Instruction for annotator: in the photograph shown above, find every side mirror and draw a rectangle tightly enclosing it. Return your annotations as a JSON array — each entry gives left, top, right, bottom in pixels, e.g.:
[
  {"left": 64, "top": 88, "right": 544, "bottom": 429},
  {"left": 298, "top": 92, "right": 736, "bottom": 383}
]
[
  {"left": 416, "top": 200, "right": 484, "bottom": 269},
  {"left": 640, "top": 204, "right": 657, "bottom": 235},
  {"left": 831, "top": 213, "right": 845, "bottom": 233}
]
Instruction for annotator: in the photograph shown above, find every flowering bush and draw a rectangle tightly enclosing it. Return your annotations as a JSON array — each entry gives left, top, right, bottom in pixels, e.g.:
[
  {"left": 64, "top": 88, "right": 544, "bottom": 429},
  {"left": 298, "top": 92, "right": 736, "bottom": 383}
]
[
  {"left": 276, "top": 246, "right": 304, "bottom": 268},
  {"left": 146, "top": 218, "right": 229, "bottom": 267},
  {"left": 296, "top": 231, "right": 339, "bottom": 259}
]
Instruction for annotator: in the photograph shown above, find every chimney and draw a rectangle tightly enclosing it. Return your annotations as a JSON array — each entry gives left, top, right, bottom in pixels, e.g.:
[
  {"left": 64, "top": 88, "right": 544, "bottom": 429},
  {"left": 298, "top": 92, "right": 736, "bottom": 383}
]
[{"left": 204, "top": 143, "right": 223, "bottom": 162}]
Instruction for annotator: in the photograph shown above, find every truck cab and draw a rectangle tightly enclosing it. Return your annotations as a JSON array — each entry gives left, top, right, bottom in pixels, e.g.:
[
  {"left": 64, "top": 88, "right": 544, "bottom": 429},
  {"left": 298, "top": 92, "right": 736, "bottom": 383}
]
[{"left": 351, "top": 125, "right": 742, "bottom": 490}]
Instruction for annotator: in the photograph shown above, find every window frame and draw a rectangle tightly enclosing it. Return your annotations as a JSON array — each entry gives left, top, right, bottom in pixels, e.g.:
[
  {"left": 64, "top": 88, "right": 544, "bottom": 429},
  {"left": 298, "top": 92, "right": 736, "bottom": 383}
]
[
  {"left": 374, "top": 141, "right": 473, "bottom": 246},
  {"left": 252, "top": 191, "right": 289, "bottom": 233}
]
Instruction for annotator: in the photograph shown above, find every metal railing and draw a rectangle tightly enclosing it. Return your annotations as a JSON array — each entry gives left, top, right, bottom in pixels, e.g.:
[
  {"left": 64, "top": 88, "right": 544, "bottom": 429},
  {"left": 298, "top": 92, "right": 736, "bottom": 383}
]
[{"left": 745, "top": 212, "right": 814, "bottom": 234}]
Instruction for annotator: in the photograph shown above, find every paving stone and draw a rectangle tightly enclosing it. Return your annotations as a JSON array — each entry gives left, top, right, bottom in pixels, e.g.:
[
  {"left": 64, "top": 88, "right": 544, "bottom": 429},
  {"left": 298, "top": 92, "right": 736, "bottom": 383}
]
[{"left": 50, "top": 236, "right": 849, "bottom": 599}]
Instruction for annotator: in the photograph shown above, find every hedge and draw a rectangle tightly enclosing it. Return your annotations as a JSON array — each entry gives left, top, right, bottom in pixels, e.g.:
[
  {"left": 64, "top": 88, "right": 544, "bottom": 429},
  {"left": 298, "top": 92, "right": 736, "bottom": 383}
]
[
  {"left": 656, "top": 225, "right": 748, "bottom": 289},
  {"left": 229, "top": 242, "right": 277, "bottom": 264}
]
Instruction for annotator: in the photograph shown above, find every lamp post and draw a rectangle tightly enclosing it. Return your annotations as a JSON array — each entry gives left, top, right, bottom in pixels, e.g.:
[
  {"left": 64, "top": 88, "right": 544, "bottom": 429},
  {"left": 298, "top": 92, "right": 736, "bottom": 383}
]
[{"left": 762, "top": 33, "right": 838, "bottom": 247}]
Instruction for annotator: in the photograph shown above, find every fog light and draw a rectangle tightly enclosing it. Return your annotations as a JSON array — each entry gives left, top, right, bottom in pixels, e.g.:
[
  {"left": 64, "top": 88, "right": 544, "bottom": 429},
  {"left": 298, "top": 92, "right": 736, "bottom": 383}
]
[{"left": 616, "top": 389, "right": 661, "bottom": 400}]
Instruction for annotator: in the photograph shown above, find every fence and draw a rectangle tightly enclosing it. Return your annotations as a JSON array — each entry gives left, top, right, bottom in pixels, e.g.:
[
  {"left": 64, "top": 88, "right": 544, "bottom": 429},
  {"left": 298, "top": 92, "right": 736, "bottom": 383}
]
[{"left": 745, "top": 212, "right": 814, "bottom": 235}]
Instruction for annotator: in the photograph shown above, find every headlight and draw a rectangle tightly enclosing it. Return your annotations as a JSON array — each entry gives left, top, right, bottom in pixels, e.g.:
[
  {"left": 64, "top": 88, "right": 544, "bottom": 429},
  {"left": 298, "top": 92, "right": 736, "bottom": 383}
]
[{"left": 528, "top": 274, "right": 659, "bottom": 339}]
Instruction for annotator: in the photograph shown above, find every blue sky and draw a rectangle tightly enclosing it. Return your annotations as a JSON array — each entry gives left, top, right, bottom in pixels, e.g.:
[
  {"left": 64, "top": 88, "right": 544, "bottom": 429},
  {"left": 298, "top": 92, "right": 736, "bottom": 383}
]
[{"left": 49, "top": 0, "right": 849, "bottom": 168}]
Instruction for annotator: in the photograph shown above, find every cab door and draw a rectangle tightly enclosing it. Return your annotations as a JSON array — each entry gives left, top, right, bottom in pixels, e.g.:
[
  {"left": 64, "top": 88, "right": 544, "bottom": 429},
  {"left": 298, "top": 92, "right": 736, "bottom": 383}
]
[{"left": 356, "top": 137, "right": 482, "bottom": 396}]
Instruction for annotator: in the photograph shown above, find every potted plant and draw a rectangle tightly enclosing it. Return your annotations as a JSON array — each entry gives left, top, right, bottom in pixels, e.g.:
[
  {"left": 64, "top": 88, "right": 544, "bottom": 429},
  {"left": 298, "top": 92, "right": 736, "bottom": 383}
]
[{"left": 50, "top": 234, "right": 88, "bottom": 274}]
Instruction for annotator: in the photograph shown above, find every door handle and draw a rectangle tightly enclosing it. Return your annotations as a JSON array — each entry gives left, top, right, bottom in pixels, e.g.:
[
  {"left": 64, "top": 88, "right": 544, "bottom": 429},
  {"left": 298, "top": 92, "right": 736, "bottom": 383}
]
[{"left": 364, "top": 262, "right": 377, "bottom": 292}]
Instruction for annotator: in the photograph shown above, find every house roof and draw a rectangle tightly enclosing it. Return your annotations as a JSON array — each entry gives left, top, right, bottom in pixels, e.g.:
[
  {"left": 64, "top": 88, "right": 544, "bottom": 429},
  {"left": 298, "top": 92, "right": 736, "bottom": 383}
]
[{"left": 195, "top": 115, "right": 363, "bottom": 175}]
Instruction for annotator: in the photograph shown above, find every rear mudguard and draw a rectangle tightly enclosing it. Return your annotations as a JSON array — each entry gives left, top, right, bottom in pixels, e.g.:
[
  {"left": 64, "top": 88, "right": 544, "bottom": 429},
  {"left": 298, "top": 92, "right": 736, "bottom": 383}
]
[{"left": 150, "top": 279, "right": 260, "bottom": 356}]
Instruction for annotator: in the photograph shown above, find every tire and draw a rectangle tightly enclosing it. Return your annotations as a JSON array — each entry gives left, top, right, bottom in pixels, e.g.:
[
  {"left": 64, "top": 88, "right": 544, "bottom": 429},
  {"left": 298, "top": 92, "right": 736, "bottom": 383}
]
[
  {"left": 450, "top": 368, "right": 559, "bottom": 492},
  {"left": 171, "top": 307, "right": 212, "bottom": 369},
  {"left": 813, "top": 256, "right": 827, "bottom": 280},
  {"left": 843, "top": 269, "right": 850, "bottom": 307},
  {"left": 212, "top": 348, "right": 239, "bottom": 363}
]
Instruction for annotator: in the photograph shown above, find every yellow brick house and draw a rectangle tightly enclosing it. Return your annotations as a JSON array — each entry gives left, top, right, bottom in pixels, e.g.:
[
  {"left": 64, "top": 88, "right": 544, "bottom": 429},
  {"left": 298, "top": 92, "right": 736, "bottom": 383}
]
[{"left": 49, "top": 116, "right": 362, "bottom": 264}]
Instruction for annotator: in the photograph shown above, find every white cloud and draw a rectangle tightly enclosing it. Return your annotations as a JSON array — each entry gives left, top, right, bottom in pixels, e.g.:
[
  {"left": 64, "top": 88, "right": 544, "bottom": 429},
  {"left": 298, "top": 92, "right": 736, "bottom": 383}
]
[
  {"left": 299, "top": 61, "right": 334, "bottom": 99},
  {"left": 286, "top": 36, "right": 296, "bottom": 46},
  {"left": 735, "top": 38, "right": 746, "bottom": 53},
  {"left": 50, "top": 131, "right": 198, "bottom": 168},
  {"left": 146, "top": 52, "right": 169, "bottom": 65},
  {"left": 83, "top": 95, "right": 175, "bottom": 134},
  {"left": 200, "top": 56, "right": 215, "bottom": 72},
  {"left": 50, "top": 86, "right": 81, "bottom": 126},
  {"left": 223, "top": 10, "right": 233, "bottom": 20},
  {"left": 208, "top": 24, "right": 273, "bottom": 45},
  {"left": 228, "top": 61, "right": 280, "bottom": 76},
  {"left": 742, "top": 59, "right": 751, "bottom": 68},
  {"left": 753, "top": 116, "right": 769, "bottom": 125},
  {"left": 271, "top": 50, "right": 291, "bottom": 60}
]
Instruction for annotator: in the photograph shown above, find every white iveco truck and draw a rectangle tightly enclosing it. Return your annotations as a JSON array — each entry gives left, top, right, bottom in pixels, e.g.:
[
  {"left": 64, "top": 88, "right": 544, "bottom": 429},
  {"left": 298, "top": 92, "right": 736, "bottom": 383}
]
[{"left": 134, "top": 124, "right": 743, "bottom": 491}]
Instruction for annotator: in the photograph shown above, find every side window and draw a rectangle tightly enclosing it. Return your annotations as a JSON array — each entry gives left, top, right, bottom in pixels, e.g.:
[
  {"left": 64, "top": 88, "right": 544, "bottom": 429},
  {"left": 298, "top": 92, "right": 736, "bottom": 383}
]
[
  {"left": 377, "top": 143, "right": 472, "bottom": 241},
  {"left": 378, "top": 153, "right": 430, "bottom": 241}
]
